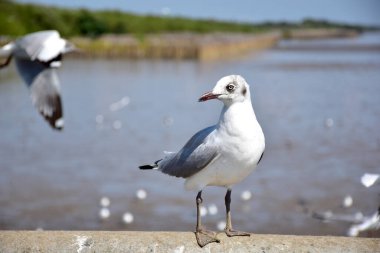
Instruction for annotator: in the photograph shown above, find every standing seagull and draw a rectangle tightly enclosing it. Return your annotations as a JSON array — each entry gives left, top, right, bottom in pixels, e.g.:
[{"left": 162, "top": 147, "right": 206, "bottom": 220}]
[
  {"left": 140, "top": 75, "right": 265, "bottom": 247},
  {"left": 0, "top": 30, "right": 75, "bottom": 130}
]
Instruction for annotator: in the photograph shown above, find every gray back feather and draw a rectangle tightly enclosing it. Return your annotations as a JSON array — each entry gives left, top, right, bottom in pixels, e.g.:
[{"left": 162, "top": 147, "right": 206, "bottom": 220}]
[{"left": 159, "top": 126, "right": 218, "bottom": 178}]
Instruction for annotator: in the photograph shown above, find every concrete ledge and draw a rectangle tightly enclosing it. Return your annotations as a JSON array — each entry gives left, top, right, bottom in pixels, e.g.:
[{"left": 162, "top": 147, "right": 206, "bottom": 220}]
[{"left": 0, "top": 231, "right": 378, "bottom": 253}]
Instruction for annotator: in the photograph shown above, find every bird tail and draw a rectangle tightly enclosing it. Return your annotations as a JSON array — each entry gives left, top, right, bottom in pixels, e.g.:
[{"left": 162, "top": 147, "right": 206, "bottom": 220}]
[{"left": 139, "top": 159, "right": 162, "bottom": 170}]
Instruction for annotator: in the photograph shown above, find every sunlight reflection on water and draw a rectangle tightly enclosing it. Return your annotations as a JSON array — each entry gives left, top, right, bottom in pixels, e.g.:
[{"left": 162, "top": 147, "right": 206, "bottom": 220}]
[{"left": 0, "top": 33, "right": 379, "bottom": 236}]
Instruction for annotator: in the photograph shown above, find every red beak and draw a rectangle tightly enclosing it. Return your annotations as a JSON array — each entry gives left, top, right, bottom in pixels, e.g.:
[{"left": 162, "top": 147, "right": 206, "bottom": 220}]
[{"left": 198, "top": 91, "right": 219, "bottom": 102}]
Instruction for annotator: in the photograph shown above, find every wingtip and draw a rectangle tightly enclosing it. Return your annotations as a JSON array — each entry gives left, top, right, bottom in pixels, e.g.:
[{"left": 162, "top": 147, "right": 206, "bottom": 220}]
[
  {"left": 47, "top": 117, "right": 64, "bottom": 131},
  {"left": 140, "top": 159, "right": 161, "bottom": 170},
  {"left": 53, "top": 125, "right": 64, "bottom": 131},
  {"left": 139, "top": 165, "right": 155, "bottom": 170},
  {"left": 54, "top": 118, "right": 64, "bottom": 129}
]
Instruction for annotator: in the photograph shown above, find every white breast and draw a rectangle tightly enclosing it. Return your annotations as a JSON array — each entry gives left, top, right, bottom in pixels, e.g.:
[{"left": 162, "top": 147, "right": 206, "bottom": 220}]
[{"left": 185, "top": 102, "right": 265, "bottom": 191}]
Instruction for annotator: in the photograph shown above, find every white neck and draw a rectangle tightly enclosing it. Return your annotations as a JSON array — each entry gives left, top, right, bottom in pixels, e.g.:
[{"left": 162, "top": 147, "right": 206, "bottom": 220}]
[{"left": 217, "top": 98, "right": 257, "bottom": 135}]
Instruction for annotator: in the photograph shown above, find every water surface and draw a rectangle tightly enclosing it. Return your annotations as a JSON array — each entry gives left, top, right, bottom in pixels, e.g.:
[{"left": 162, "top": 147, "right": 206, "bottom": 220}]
[{"left": 0, "top": 33, "right": 379, "bottom": 236}]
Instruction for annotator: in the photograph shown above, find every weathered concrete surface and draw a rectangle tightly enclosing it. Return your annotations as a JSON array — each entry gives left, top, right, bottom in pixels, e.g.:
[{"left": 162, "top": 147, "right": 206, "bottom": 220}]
[{"left": 0, "top": 231, "right": 378, "bottom": 253}]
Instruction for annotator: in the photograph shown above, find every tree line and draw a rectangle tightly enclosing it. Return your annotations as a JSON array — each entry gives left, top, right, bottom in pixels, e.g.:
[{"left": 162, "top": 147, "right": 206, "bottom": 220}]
[{"left": 0, "top": 0, "right": 372, "bottom": 38}]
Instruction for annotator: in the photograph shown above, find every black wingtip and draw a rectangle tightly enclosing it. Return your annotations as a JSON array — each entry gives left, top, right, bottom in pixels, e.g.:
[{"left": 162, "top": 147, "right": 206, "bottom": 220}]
[
  {"left": 53, "top": 125, "right": 64, "bottom": 131},
  {"left": 139, "top": 159, "right": 161, "bottom": 170},
  {"left": 0, "top": 55, "right": 12, "bottom": 69},
  {"left": 47, "top": 118, "right": 64, "bottom": 131},
  {"left": 139, "top": 165, "right": 155, "bottom": 170},
  {"left": 39, "top": 94, "right": 64, "bottom": 131}
]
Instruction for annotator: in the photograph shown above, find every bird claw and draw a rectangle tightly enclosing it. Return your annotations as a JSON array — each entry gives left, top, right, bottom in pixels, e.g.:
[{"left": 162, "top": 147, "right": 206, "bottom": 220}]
[
  {"left": 195, "top": 229, "right": 220, "bottom": 247},
  {"left": 224, "top": 228, "right": 250, "bottom": 237}
]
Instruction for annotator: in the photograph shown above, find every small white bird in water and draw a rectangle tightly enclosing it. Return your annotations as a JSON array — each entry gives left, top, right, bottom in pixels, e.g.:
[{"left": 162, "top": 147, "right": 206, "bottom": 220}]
[
  {"left": 140, "top": 75, "right": 265, "bottom": 247},
  {"left": 0, "top": 30, "right": 75, "bottom": 130}
]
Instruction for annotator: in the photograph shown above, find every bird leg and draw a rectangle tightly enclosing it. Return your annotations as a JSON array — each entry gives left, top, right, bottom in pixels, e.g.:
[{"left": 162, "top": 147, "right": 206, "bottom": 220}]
[
  {"left": 224, "top": 189, "right": 250, "bottom": 237},
  {"left": 195, "top": 191, "right": 220, "bottom": 247}
]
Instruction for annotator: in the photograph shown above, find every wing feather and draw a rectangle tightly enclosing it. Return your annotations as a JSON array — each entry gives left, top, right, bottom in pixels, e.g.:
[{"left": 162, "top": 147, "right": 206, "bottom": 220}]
[
  {"left": 15, "top": 58, "right": 63, "bottom": 130},
  {"left": 159, "top": 126, "right": 218, "bottom": 178},
  {"left": 15, "top": 30, "right": 63, "bottom": 61}
]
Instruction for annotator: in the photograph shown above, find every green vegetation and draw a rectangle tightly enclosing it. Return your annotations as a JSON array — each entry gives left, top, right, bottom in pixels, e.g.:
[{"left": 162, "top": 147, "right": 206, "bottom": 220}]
[
  {"left": 0, "top": 0, "right": 375, "bottom": 39},
  {"left": 0, "top": 0, "right": 267, "bottom": 37}
]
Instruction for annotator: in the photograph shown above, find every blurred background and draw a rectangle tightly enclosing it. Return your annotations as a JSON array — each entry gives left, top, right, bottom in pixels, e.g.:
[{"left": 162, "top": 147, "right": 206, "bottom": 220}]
[{"left": 0, "top": 0, "right": 379, "bottom": 237}]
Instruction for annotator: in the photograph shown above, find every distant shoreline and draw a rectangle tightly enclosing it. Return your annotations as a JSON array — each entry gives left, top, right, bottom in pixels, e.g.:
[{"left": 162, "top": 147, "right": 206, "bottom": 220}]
[
  {"left": 2, "top": 1, "right": 377, "bottom": 60},
  {"left": 68, "top": 28, "right": 361, "bottom": 60},
  {"left": 0, "top": 28, "right": 368, "bottom": 61}
]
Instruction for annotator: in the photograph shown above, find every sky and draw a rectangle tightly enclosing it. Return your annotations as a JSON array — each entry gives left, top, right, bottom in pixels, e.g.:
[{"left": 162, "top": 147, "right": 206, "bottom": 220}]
[{"left": 17, "top": 0, "right": 380, "bottom": 27}]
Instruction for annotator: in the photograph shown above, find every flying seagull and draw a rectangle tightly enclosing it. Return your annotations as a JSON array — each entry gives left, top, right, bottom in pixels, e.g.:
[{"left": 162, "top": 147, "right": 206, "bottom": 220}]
[
  {"left": 140, "top": 75, "right": 265, "bottom": 247},
  {"left": 0, "top": 30, "right": 75, "bottom": 130}
]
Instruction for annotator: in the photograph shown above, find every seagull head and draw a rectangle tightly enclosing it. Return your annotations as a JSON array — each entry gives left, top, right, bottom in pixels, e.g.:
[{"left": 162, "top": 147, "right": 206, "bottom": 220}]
[
  {"left": 63, "top": 40, "right": 79, "bottom": 54},
  {"left": 199, "top": 75, "right": 250, "bottom": 105}
]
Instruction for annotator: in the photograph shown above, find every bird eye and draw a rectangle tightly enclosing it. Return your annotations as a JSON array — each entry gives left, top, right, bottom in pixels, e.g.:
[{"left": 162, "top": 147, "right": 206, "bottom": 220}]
[{"left": 226, "top": 84, "right": 235, "bottom": 92}]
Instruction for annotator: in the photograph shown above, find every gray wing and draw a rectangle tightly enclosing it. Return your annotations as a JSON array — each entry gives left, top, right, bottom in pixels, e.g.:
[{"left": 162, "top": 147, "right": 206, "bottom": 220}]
[
  {"left": 159, "top": 126, "right": 219, "bottom": 178},
  {"left": 15, "top": 58, "right": 63, "bottom": 130}
]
